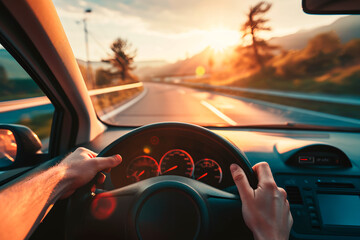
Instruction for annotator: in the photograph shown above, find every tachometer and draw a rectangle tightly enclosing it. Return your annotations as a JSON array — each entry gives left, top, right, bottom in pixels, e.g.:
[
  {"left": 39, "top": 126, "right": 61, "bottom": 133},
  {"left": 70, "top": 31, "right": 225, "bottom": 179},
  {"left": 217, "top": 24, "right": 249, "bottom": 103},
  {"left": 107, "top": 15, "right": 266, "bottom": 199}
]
[
  {"left": 160, "top": 149, "right": 194, "bottom": 177},
  {"left": 194, "top": 159, "right": 222, "bottom": 185},
  {"left": 126, "top": 156, "right": 159, "bottom": 183}
]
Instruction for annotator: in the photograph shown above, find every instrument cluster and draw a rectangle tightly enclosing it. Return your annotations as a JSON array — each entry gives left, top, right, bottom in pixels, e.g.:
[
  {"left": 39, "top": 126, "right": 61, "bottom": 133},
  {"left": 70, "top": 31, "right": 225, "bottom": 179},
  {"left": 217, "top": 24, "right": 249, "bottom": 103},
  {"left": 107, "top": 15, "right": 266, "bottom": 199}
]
[{"left": 125, "top": 149, "right": 223, "bottom": 186}]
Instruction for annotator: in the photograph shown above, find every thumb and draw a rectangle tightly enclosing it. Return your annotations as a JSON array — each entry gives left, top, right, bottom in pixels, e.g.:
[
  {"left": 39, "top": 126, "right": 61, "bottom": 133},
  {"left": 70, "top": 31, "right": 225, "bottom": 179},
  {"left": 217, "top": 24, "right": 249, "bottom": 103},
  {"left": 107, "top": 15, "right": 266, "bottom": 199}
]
[
  {"left": 230, "top": 164, "right": 253, "bottom": 202},
  {"left": 93, "top": 154, "right": 122, "bottom": 172}
]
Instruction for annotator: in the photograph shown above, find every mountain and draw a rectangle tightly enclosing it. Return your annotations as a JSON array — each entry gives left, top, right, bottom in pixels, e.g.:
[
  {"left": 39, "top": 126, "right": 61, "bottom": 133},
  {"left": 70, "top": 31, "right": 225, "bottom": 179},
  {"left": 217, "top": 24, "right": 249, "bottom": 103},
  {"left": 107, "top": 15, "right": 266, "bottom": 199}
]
[
  {"left": 140, "top": 16, "right": 360, "bottom": 79},
  {"left": 270, "top": 15, "right": 360, "bottom": 50},
  {"left": 136, "top": 46, "right": 236, "bottom": 80},
  {"left": 0, "top": 48, "right": 30, "bottom": 80}
]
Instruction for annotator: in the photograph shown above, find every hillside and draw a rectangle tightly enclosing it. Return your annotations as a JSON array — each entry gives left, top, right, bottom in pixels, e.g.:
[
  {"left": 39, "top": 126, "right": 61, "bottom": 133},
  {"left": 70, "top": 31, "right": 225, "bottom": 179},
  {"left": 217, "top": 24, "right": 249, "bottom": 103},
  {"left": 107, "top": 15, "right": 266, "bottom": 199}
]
[
  {"left": 138, "top": 16, "right": 360, "bottom": 79},
  {"left": 270, "top": 15, "right": 360, "bottom": 50},
  {"left": 136, "top": 46, "right": 236, "bottom": 80}
]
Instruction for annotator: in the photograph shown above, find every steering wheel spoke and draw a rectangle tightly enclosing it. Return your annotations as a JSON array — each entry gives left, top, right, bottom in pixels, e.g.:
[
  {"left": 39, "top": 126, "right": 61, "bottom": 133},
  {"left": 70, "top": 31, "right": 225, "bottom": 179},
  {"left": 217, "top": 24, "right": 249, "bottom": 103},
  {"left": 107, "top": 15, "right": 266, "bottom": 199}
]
[{"left": 206, "top": 193, "right": 253, "bottom": 239}]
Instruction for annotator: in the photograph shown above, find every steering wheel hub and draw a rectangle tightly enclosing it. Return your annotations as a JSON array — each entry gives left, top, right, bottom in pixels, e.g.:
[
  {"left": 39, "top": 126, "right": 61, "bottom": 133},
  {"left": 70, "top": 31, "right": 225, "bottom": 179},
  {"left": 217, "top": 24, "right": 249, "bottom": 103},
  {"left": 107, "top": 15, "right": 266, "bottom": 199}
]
[
  {"left": 129, "top": 180, "right": 209, "bottom": 240},
  {"left": 136, "top": 188, "right": 200, "bottom": 239}
]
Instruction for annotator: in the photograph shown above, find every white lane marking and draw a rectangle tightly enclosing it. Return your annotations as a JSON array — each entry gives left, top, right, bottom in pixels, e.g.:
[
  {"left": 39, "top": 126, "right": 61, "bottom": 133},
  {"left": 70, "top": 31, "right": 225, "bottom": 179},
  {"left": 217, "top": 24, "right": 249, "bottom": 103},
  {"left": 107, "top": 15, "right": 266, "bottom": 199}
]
[
  {"left": 201, "top": 100, "right": 237, "bottom": 126},
  {"left": 101, "top": 87, "right": 148, "bottom": 120},
  {"left": 178, "top": 89, "right": 186, "bottom": 94},
  {"left": 218, "top": 93, "right": 360, "bottom": 125}
]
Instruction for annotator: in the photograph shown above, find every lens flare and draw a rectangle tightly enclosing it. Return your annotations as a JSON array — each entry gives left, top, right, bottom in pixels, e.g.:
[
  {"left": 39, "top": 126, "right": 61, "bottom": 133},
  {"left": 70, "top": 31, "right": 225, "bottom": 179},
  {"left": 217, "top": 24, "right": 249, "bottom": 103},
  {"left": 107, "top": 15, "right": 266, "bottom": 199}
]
[
  {"left": 196, "top": 66, "right": 206, "bottom": 77},
  {"left": 91, "top": 193, "right": 117, "bottom": 220}
]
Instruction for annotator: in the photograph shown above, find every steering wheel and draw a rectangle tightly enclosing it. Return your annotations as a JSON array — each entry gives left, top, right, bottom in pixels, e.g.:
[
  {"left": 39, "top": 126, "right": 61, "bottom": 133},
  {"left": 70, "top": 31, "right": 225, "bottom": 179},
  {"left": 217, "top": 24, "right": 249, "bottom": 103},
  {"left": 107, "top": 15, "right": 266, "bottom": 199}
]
[{"left": 66, "top": 122, "right": 258, "bottom": 240}]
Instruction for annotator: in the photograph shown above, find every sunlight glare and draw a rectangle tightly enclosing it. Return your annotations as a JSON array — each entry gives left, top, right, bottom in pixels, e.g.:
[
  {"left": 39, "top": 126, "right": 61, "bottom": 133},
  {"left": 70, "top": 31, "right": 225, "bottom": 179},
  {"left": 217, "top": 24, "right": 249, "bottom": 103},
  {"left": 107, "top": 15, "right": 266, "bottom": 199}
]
[
  {"left": 196, "top": 66, "right": 206, "bottom": 77},
  {"left": 204, "top": 28, "right": 240, "bottom": 52}
]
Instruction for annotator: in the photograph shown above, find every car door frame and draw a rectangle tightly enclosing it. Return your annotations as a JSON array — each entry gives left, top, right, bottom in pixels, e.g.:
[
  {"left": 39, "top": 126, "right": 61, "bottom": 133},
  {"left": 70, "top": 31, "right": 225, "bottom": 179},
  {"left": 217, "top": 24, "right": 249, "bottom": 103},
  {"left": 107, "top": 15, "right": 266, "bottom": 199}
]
[{"left": 0, "top": 0, "right": 106, "bottom": 158}]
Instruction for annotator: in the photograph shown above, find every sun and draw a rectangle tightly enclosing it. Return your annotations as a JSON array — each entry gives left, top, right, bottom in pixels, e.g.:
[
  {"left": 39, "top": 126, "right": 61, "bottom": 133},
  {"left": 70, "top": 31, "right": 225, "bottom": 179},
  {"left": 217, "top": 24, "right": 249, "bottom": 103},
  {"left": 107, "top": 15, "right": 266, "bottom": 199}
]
[{"left": 204, "top": 28, "right": 240, "bottom": 52}]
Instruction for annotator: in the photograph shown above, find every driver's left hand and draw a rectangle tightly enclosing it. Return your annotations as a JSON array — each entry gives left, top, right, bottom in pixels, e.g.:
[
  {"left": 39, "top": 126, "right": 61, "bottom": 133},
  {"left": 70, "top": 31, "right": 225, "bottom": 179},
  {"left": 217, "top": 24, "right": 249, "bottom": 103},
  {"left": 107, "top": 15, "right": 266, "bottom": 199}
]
[{"left": 59, "top": 147, "right": 122, "bottom": 198}]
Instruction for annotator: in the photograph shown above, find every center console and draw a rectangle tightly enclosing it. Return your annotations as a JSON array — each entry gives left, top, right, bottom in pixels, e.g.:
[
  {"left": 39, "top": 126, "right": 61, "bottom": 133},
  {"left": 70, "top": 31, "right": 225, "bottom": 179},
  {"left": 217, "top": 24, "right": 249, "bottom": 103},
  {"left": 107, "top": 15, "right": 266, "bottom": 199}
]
[{"left": 276, "top": 174, "right": 360, "bottom": 239}]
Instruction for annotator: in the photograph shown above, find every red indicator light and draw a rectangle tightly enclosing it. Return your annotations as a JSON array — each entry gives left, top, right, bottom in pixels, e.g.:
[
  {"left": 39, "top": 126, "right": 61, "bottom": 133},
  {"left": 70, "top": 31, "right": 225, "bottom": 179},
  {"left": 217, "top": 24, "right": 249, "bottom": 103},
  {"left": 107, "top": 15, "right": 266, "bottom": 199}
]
[
  {"left": 150, "top": 136, "right": 160, "bottom": 145},
  {"left": 298, "top": 156, "right": 314, "bottom": 164}
]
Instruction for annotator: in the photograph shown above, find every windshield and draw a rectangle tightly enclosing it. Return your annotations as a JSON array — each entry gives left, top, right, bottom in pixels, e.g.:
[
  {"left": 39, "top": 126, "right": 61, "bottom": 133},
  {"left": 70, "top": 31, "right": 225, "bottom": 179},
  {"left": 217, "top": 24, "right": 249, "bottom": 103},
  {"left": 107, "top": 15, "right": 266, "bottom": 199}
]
[{"left": 54, "top": 0, "right": 360, "bottom": 128}]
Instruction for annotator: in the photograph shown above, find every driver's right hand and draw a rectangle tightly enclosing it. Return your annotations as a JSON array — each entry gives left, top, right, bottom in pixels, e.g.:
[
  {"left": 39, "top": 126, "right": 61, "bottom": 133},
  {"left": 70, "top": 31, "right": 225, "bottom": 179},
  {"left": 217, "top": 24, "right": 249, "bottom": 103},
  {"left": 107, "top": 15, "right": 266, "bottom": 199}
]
[{"left": 230, "top": 162, "right": 293, "bottom": 240}]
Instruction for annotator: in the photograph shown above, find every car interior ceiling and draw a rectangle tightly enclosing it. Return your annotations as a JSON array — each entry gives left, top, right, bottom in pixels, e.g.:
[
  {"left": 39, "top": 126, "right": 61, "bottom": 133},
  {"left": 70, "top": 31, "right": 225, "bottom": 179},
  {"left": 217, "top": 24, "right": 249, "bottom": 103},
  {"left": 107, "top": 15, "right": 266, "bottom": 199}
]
[{"left": 0, "top": 0, "right": 360, "bottom": 240}]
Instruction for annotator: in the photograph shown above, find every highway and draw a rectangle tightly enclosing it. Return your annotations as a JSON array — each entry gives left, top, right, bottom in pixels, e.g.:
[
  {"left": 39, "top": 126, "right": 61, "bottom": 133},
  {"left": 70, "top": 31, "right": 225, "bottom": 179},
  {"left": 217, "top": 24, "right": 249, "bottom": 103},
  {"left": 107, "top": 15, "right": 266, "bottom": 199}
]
[
  {"left": 104, "top": 82, "right": 360, "bottom": 127},
  {"left": 1, "top": 82, "right": 360, "bottom": 128}
]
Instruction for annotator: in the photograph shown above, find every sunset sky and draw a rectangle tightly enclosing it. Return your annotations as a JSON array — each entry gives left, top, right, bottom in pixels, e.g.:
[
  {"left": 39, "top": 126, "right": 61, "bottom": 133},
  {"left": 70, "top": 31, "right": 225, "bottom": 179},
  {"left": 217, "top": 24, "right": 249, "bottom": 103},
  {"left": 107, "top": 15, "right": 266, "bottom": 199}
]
[{"left": 53, "top": 0, "right": 342, "bottom": 62}]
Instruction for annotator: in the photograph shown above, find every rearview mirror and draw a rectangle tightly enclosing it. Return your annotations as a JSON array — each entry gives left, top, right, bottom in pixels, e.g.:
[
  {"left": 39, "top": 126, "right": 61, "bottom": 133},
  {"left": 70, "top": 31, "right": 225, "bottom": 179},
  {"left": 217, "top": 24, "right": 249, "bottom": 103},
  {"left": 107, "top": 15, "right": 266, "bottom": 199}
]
[
  {"left": 303, "top": 0, "right": 360, "bottom": 14},
  {"left": 0, "top": 124, "right": 42, "bottom": 169}
]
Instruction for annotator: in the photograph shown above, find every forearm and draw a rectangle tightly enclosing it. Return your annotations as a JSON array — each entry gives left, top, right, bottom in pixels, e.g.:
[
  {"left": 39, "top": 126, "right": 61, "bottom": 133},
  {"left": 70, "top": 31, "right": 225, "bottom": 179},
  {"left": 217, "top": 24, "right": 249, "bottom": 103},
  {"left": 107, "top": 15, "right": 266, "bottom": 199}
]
[{"left": 0, "top": 165, "right": 71, "bottom": 240}]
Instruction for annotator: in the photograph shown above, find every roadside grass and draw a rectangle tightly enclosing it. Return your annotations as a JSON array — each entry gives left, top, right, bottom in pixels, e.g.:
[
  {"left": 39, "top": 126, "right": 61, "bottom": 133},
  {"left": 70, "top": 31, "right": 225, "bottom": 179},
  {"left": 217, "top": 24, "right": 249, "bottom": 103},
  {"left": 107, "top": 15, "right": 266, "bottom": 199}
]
[
  {"left": 0, "top": 79, "right": 44, "bottom": 101},
  {"left": 17, "top": 113, "right": 53, "bottom": 140},
  {"left": 91, "top": 86, "right": 144, "bottom": 118},
  {"left": 14, "top": 86, "right": 144, "bottom": 141}
]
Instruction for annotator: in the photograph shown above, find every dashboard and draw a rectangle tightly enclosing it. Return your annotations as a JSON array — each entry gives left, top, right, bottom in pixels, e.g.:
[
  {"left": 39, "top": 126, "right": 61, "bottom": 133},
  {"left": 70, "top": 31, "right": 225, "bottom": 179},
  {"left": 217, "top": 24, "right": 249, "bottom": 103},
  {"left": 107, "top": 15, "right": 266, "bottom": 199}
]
[
  {"left": 83, "top": 126, "right": 360, "bottom": 240},
  {"left": 101, "top": 124, "right": 248, "bottom": 190}
]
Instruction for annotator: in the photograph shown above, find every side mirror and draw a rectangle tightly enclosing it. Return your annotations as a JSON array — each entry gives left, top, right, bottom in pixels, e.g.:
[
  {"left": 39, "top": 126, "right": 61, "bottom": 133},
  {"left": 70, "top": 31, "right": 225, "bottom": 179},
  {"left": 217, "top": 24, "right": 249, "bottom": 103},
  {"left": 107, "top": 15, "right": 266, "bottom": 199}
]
[
  {"left": 0, "top": 124, "right": 42, "bottom": 169},
  {"left": 303, "top": 0, "right": 360, "bottom": 14}
]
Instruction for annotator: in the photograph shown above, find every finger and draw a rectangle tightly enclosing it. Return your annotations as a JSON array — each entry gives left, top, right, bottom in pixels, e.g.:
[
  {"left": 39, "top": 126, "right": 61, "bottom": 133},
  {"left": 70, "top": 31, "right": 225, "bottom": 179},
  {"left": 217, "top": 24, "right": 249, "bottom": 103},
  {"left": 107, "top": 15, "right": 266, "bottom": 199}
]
[
  {"left": 75, "top": 147, "right": 97, "bottom": 157},
  {"left": 97, "top": 172, "right": 106, "bottom": 184},
  {"left": 94, "top": 154, "right": 122, "bottom": 171},
  {"left": 278, "top": 187, "right": 287, "bottom": 201},
  {"left": 253, "top": 162, "right": 276, "bottom": 187},
  {"left": 87, "top": 149, "right": 98, "bottom": 157},
  {"left": 288, "top": 210, "right": 294, "bottom": 229},
  {"left": 230, "top": 164, "right": 253, "bottom": 202}
]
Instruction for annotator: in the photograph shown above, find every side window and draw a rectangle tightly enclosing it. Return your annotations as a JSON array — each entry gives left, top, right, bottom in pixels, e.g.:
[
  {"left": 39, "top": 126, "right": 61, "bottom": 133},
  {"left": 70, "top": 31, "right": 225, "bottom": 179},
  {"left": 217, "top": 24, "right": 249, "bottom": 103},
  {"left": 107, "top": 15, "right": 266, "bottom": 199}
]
[{"left": 0, "top": 47, "right": 54, "bottom": 152}]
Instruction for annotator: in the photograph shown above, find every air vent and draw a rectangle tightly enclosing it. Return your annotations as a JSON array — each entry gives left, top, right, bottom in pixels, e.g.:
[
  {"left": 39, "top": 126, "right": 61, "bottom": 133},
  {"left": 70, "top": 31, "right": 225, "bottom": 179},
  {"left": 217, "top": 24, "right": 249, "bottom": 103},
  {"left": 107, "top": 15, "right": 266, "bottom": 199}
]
[{"left": 285, "top": 186, "right": 303, "bottom": 205}]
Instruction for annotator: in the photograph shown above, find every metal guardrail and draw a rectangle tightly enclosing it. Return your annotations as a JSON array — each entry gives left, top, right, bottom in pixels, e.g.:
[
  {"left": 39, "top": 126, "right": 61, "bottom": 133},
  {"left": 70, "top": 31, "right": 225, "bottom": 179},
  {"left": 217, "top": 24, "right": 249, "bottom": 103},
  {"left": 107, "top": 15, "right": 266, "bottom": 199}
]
[
  {"left": 183, "top": 82, "right": 360, "bottom": 106},
  {"left": 0, "top": 82, "right": 143, "bottom": 113}
]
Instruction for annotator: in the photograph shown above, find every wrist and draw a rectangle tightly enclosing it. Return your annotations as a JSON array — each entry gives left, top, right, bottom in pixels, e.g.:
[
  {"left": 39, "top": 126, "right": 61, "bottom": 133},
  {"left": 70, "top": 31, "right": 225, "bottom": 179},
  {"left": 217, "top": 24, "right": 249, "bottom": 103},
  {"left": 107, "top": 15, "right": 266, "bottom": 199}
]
[
  {"left": 253, "top": 231, "right": 266, "bottom": 240},
  {"left": 52, "top": 164, "right": 74, "bottom": 198},
  {"left": 253, "top": 230, "right": 287, "bottom": 240}
]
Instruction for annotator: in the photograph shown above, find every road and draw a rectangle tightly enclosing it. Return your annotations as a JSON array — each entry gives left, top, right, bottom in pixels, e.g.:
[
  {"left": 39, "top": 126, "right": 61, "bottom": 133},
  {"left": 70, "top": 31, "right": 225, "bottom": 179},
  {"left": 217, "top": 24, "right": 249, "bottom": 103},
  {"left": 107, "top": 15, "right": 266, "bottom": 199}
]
[{"left": 104, "top": 82, "right": 360, "bottom": 127}]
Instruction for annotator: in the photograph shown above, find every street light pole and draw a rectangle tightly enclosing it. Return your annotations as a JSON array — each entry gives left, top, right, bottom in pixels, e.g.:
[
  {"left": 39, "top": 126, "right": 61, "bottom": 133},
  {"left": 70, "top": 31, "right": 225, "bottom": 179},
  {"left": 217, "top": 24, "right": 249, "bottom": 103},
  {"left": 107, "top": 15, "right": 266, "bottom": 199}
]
[{"left": 83, "top": 8, "right": 92, "bottom": 89}]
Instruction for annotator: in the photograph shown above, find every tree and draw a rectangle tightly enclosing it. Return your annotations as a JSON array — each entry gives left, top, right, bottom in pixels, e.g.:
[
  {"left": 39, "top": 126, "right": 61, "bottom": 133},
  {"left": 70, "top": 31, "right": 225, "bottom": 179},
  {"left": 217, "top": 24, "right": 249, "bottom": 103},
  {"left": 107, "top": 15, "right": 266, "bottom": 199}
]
[
  {"left": 108, "top": 38, "right": 137, "bottom": 81},
  {"left": 241, "top": 1, "right": 276, "bottom": 71},
  {"left": 95, "top": 68, "right": 113, "bottom": 87}
]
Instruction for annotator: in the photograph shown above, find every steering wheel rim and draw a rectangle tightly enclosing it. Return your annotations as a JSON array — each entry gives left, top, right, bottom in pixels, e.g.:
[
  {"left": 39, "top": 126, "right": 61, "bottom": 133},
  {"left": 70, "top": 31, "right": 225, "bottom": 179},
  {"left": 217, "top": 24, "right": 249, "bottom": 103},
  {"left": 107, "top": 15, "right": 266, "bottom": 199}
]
[{"left": 66, "top": 122, "right": 257, "bottom": 240}]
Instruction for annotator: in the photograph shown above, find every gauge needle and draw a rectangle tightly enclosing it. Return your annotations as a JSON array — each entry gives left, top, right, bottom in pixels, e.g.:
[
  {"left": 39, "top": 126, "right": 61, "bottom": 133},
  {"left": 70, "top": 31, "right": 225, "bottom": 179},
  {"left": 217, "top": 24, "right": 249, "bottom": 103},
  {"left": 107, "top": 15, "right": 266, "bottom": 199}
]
[
  {"left": 137, "top": 170, "right": 145, "bottom": 177},
  {"left": 162, "top": 165, "right": 178, "bottom": 174},
  {"left": 196, "top": 173, "right": 208, "bottom": 180}
]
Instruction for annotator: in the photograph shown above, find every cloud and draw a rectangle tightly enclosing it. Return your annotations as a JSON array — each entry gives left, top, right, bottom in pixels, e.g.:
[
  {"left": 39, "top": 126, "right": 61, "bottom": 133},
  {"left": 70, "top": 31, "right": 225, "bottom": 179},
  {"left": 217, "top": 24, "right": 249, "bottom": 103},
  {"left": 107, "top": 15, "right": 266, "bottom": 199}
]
[
  {"left": 53, "top": 0, "right": 253, "bottom": 33},
  {"left": 52, "top": 0, "right": 342, "bottom": 61}
]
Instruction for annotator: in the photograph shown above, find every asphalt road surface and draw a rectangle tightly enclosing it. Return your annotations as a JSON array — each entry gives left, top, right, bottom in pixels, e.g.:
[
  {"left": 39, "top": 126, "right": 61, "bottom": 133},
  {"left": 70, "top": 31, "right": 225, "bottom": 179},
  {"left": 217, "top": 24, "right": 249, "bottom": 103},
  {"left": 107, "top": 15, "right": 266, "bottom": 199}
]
[{"left": 104, "top": 82, "right": 360, "bottom": 127}]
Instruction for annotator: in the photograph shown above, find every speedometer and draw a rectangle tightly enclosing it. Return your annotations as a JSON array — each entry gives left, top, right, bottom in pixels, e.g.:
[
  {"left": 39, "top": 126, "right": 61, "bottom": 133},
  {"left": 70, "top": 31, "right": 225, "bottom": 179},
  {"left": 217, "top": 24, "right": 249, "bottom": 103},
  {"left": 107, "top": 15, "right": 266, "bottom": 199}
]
[
  {"left": 160, "top": 149, "right": 194, "bottom": 177},
  {"left": 126, "top": 156, "right": 159, "bottom": 183},
  {"left": 194, "top": 159, "right": 222, "bottom": 185}
]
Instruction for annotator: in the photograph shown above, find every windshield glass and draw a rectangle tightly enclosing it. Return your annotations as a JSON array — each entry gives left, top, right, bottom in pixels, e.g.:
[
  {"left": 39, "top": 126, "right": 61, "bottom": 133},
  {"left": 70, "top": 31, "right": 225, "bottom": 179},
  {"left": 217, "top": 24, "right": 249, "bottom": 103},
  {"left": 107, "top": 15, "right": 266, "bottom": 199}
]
[{"left": 54, "top": 0, "right": 360, "bottom": 128}]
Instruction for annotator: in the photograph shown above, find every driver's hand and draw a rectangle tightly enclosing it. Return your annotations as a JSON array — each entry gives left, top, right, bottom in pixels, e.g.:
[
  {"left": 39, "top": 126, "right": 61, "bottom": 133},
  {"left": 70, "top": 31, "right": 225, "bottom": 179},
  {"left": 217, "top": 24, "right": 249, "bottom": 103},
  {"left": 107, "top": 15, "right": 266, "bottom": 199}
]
[
  {"left": 59, "top": 147, "right": 122, "bottom": 198},
  {"left": 230, "top": 162, "right": 293, "bottom": 240}
]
